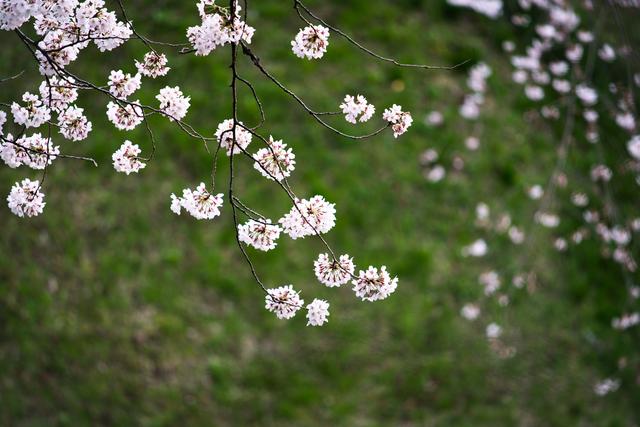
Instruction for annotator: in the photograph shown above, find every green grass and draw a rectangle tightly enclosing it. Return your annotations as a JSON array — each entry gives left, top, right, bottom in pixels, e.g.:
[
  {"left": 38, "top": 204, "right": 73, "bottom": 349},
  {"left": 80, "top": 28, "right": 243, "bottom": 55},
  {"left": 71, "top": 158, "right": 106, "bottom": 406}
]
[{"left": 1, "top": 1, "right": 639, "bottom": 425}]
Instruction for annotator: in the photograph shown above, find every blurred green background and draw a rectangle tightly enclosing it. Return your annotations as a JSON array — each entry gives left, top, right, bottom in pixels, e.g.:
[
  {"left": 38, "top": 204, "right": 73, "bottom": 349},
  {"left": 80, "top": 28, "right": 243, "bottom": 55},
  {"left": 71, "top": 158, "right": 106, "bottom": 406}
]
[{"left": 1, "top": 0, "right": 639, "bottom": 425}]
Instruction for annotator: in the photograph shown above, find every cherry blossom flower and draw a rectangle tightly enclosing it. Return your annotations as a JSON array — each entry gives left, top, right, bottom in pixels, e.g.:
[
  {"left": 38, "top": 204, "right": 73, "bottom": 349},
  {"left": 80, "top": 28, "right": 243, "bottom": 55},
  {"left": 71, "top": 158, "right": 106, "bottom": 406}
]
[
  {"left": 525, "top": 85, "right": 544, "bottom": 101},
  {"left": 627, "top": 135, "right": 640, "bottom": 160},
  {"left": 467, "top": 62, "right": 492, "bottom": 92},
  {"left": 12, "top": 133, "right": 59, "bottom": 170},
  {"left": 291, "top": 25, "right": 330, "bottom": 59},
  {"left": 0, "top": 134, "right": 27, "bottom": 168},
  {"left": 552, "top": 79, "right": 571, "bottom": 94},
  {"left": 583, "top": 109, "right": 598, "bottom": 123},
  {"left": 575, "top": 84, "right": 598, "bottom": 106},
  {"left": 11, "top": 92, "right": 51, "bottom": 128},
  {"left": 7, "top": 178, "right": 45, "bottom": 217},
  {"left": 187, "top": 3, "right": 255, "bottom": 56},
  {"left": 352, "top": 266, "right": 398, "bottom": 302},
  {"left": 509, "top": 226, "right": 525, "bottom": 244},
  {"left": 486, "top": 322, "right": 502, "bottom": 339},
  {"left": 306, "top": 299, "right": 330, "bottom": 326},
  {"left": 425, "top": 165, "right": 446, "bottom": 183},
  {"left": 590, "top": 164, "right": 612, "bottom": 182},
  {"left": 112, "top": 140, "right": 146, "bottom": 175},
  {"left": 253, "top": 136, "right": 296, "bottom": 181},
  {"left": 461, "top": 303, "right": 481, "bottom": 320},
  {"left": 156, "top": 86, "right": 190, "bottom": 121},
  {"left": 465, "top": 136, "right": 480, "bottom": 150},
  {"left": 58, "top": 106, "right": 92, "bottom": 141},
  {"left": 447, "top": 0, "right": 503, "bottom": 18},
  {"left": 460, "top": 95, "right": 482, "bottom": 119},
  {"left": 612, "top": 313, "right": 640, "bottom": 330},
  {"left": 215, "top": 119, "right": 252, "bottom": 156},
  {"left": 238, "top": 219, "right": 282, "bottom": 251},
  {"left": 106, "top": 101, "right": 143, "bottom": 131},
  {"left": 566, "top": 44, "right": 584, "bottom": 62},
  {"left": 340, "top": 95, "right": 375, "bottom": 124},
  {"left": 598, "top": 44, "right": 616, "bottom": 62},
  {"left": 383, "top": 104, "right": 413, "bottom": 137},
  {"left": 616, "top": 112, "right": 636, "bottom": 131},
  {"left": 479, "top": 271, "right": 501, "bottom": 295},
  {"left": 535, "top": 211, "right": 560, "bottom": 228},
  {"left": 462, "top": 239, "right": 488, "bottom": 257},
  {"left": 528, "top": 185, "right": 544, "bottom": 200},
  {"left": 279, "top": 195, "right": 336, "bottom": 239},
  {"left": 108, "top": 70, "right": 141, "bottom": 99},
  {"left": 425, "top": 110, "right": 444, "bottom": 126},
  {"left": 549, "top": 61, "right": 569, "bottom": 76},
  {"left": 594, "top": 378, "right": 620, "bottom": 396},
  {"left": 135, "top": 52, "right": 170, "bottom": 78},
  {"left": 170, "top": 183, "right": 224, "bottom": 220},
  {"left": 265, "top": 285, "right": 304, "bottom": 319},
  {"left": 313, "top": 253, "right": 355, "bottom": 287},
  {"left": 39, "top": 76, "right": 78, "bottom": 112}
]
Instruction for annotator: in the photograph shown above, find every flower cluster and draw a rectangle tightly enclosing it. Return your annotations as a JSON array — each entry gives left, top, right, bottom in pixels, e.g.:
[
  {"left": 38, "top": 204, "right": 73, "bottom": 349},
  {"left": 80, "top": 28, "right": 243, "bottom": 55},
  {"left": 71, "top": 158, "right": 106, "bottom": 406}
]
[
  {"left": 112, "top": 140, "right": 146, "bottom": 175},
  {"left": 314, "top": 253, "right": 355, "bottom": 287},
  {"left": 170, "top": 183, "right": 224, "bottom": 220},
  {"left": 382, "top": 104, "right": 413, "bottom": 138},
  {"left": 340, "top": 95, "right": 375, "bottom": 124},
  {"left": 460, "top": 63, "right": 492, "bottom": 119},
  {"left": 58, "top": 106, "right": 92, "bottom": 141},
  {"left": 187, "top": 0, "right": 255, "bottom": 56},
  {"left": 1, "top": 133, "right": 59, "bottom": 170},
  {"left": 352, "top": 266, "right": 398, "bottom": 302},
  {"left": 291, "top": 25, "right": 330, "bottom": 59},
  {"left": 106, "top": 101, "right": 144, "bottom": 131},
  {"left": 156, "top": 86, "right": 191, "bottom": 121},
  {"left": 238, "top": 219, "right": 282, "bottom": 251},
  {"left": 279, "top": 195, "right": 336, "bottom": 239},
  {"left": 447, "top": 0, "right": 503, "bottom": 18},
  {"left": 11, "top": 92, "right": 51, "bottom": 128},
  {"left": 108, "top": 70, "right": 141, "bottom": 99},
  {"left": 306, "top": 299, "right": 330, "bottom": 326},
  {"left": 135, "top": 52, "right": 170, "bottom": 78},
  {"left": 265, "top": 285, "right": 304, "bottom": 319},
  {"left": 419, "top": 148, "right": 447, "bottom": 183},
  {"left": 215, "top": 119, "right": 252, "bottom": 156},
  {"left": 6, "top": 178, "right": 45, "bottom": 218},
  {"left": 253, "top": 136, "right": 296, "bottom": 181},
  {"left": 39, "top": 76, "right": 78, "bottom": 112}
]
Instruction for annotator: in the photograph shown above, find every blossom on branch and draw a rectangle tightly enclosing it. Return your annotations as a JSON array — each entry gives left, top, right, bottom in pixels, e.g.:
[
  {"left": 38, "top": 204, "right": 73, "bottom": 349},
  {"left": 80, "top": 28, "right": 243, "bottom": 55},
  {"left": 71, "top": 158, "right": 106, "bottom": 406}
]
[
  {"left": 265, "top": 285, "right": 304, "bottom": 320},
  {"left": 11, "top": 92, "right": 51, "bottom": 128},
  {"left": 7, "top": 178, "right": 45, "bottom": 218},
  {"left": 306, "top": 299, "right": 330, "bottom": 326},
  {"left": 279, "top": 195, "right": 336, "bottom": 239},
  {"left": 156, "top": 86, "right": 191, "bottom": 121},
  {"left": 108, "top": 70, "right": 141, "bottom": 99},
  {"left": 58, "top": 106, "right": 92, "bottom": 141},
  {"left": 253, "top": 136, "right": 296, "bottom": 181},
  {"left": 238, "top": 219, "right": 282, "bottom": 252},
  {"left": 340, "top": 95, "right": 375, "bottom": 124},
  {"left": 215, "top": 119, "right": 252, "bottom": 156},
  {"left": 135, "top": 52, "right": 170, "bottom": 78},
  {"left": 383, "top": 104, "right": 413, "bottom": 138},
  {"left": 291, "top": 25, "right": 330, "bottom": 59},
  {"left": 112, "top": 140, "right": 146, "bottom": 175},
  {"left": 106, "top": 101, "right": 144, "bottom": 131},
  {"left": 170, "top": 183, "right": 224, "bottom": 220},
  {"left": 352, "top": 266, "right": 398, "bottom": 302},
  {"left": 314, "top": 253, "right": 355, "bottom": 287}
]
